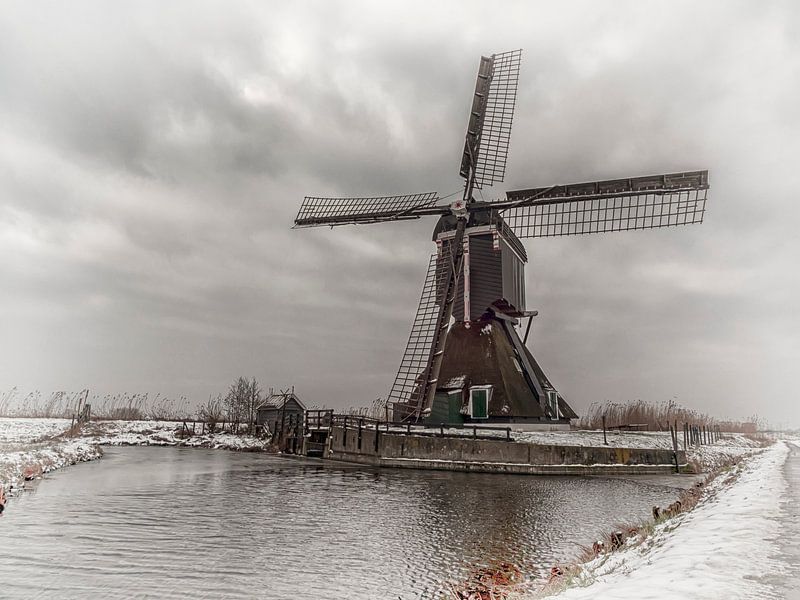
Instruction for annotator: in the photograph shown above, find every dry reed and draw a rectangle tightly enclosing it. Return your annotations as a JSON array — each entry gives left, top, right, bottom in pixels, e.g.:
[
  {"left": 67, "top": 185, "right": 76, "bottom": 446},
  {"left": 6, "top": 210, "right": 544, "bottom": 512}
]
[{"left": 577, "top": 399, "right": 760, "bottom": 433}]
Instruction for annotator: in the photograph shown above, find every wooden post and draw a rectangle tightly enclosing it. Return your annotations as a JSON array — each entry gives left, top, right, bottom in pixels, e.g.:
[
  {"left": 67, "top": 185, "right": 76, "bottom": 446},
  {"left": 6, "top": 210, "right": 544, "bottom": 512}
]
[
  {"left": 602, "top": 415, "right": 608, "bottom": 445},
  {"left": 672, "top": 424, "right": 679, "bottom": 473}
]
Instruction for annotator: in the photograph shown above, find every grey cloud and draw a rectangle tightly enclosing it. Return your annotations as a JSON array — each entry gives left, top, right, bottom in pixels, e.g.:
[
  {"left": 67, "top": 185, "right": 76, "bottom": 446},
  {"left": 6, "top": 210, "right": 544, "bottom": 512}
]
[{"left": 1, "top": 0, "right": 798, "bottom": 426}]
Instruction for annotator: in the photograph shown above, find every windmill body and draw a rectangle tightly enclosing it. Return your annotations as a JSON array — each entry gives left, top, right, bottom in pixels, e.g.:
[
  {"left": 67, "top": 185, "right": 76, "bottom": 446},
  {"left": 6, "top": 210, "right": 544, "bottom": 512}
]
[
  {"left": 421, "top": 210, "right": 577, "bottom": 428},
  {"left": 294, "top": 50, "right": 710, "bottom": 428}
]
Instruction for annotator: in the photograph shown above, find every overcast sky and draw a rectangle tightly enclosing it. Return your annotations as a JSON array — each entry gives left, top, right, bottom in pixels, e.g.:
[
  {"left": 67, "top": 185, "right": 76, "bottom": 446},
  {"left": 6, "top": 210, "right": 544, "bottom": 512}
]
[{"left": 1, "top": 1, "right": 798, "bottom": 427}]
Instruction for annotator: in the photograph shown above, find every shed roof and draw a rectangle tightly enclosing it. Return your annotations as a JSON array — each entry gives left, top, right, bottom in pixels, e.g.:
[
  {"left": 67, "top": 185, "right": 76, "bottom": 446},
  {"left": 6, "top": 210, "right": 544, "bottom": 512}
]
[{"left": 257, "top": 392, "right": 306, "bottom": 411}]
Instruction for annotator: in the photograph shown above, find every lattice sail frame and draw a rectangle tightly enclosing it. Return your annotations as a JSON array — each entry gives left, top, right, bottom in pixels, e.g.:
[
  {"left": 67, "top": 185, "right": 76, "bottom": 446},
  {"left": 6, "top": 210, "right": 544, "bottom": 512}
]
[
  {"left": 294, "top": 192, "right": 440, "bottom": 227},
  {"left": 473, "top": 49, "right": 522, "bottom": 189},
  {"left": 459, "top": 49, "right": 522, "bottom": 191},
  {"left": 497, "top": 171, "right": 709, "bottom": 239},
  {"left": 387, "top": 254, "right": 442, "bottom": 408}
]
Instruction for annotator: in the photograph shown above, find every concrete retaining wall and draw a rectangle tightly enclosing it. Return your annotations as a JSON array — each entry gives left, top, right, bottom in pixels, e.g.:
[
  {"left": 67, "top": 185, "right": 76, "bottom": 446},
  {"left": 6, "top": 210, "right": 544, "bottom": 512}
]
[{"left": 322, "top": 425, "right": 688, "bottom": 476}]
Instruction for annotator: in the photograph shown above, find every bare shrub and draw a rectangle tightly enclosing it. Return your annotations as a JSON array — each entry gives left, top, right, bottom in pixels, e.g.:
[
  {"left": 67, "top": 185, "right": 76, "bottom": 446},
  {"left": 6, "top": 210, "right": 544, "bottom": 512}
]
[{"left": 197, "top": 395, "right": 225, "bottom": 433}]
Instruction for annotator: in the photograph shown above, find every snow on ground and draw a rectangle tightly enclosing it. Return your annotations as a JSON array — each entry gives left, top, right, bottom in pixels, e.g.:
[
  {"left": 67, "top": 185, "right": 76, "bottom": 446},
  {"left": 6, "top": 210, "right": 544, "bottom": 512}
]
[
  {"left": 511, "top": 430, "right": 763, "bottom": 472},
  {"left": 0, "top": 417, "right": 71, "bottom": 445},
  {"left": 0, "top": 418, "right": 100, "bottom": 501},
  {"left": 536, "top": 441, "right": 792, "bottom": 600},
  {"left": 80, "top": 420, "right": 271, "bottom": 451}
]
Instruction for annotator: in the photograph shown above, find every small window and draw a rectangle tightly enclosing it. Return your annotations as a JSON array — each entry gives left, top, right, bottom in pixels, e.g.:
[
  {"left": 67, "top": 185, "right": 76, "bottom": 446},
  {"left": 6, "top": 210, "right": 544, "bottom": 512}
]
[
  {"left": 469, "top": 386, "right": 491, "bottom": 419},
  {"left": 547, "top": 391, "right": 560, "bottom": 420}
]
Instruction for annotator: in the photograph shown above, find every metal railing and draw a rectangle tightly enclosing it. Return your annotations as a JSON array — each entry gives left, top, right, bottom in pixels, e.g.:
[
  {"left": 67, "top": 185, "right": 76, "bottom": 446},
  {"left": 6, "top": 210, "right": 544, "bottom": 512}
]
[{"left": 316, "top": 412, "right": 514, "bottom": 442}]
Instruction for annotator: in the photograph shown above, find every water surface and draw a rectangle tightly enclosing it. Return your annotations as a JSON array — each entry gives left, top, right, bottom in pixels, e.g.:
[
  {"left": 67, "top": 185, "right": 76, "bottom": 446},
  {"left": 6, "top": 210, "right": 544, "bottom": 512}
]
[{"left": 0, "top": 446, "right": 688, "bottom": 599}]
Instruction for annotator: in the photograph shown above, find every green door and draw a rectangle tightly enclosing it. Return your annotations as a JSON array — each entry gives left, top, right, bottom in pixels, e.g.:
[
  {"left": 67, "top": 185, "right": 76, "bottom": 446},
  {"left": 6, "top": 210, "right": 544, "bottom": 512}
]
[{"left": 471, "top": 388, "right": 488, "bottom": 419}]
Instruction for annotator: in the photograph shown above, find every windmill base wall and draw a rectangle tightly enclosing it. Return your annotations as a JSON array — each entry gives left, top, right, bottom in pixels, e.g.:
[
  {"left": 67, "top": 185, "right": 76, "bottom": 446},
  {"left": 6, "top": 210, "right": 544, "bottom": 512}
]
[{"left": 319, "top": 425, "right": 691, "bottom": 475}]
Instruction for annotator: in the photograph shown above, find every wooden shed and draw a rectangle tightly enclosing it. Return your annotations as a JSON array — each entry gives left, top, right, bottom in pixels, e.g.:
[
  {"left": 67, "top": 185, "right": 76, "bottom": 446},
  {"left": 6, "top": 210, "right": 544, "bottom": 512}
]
[{"left": 256, "top": 392, "right": 306, "bottom": 435}]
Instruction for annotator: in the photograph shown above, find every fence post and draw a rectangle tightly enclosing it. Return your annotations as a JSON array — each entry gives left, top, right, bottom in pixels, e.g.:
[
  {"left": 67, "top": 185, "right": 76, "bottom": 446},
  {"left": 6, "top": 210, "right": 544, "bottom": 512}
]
[
  {"left": 506, "top": 427, "right": 511, "bottom": 442},
  {"left": 602, "top": 415, "right": 608, "bottom": 445},
  {"left": 440, "top": 423, "right": 444, "bottom": 437},
  {"left": 670, "top": 423, "right": 679, "bottom": 473}
]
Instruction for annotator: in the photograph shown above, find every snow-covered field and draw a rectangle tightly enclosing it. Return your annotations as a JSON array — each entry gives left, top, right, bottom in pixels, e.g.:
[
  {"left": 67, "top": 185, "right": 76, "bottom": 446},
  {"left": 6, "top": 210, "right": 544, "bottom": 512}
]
[
  {"left": 0, "top": 417, "right": 71, "bottom": 445},
  {"left": 80, "top": 419, "right": 270, "bottom": 451},
  {"left": 537, "top": 440, "right": 797, "bottom": 600}
]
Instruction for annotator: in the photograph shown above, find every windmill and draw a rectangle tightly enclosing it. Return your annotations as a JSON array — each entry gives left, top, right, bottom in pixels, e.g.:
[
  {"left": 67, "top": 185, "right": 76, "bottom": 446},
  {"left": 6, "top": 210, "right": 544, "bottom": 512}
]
[{"left": 293, "top": 50, "right": 709, "bottom": 428}]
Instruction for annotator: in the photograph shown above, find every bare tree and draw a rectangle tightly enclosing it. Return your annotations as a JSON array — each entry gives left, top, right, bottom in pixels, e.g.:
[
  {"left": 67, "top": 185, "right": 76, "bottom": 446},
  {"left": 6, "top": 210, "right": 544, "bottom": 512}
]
[
  {"left": 223, "top": 376, "right": 263, "bottom": 434},
  {"left": 245, "top": 377, "right": 263, "bottom": 434}
]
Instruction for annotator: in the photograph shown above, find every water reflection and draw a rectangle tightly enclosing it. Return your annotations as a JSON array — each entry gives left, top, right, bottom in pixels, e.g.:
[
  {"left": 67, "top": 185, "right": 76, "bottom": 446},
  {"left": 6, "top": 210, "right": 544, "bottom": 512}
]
[{"left": 0, "top": 447, "right": 685, "bottom": 599}]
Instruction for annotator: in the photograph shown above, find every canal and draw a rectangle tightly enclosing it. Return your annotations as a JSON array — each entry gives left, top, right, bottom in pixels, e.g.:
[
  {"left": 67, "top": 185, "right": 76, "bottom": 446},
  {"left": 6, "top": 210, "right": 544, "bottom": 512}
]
[{"left": 0, "top": 446, "right": 689, "bottom": 599}]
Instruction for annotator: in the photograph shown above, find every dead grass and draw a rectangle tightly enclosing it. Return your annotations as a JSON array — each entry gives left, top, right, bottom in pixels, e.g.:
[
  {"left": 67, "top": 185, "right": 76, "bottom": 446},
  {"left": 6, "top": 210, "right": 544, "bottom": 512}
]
[
  {"left": 0, "top": 388, "right": 191, "bottom": 421},
  {"left": 577, "top": 399, "right": 761, "bottom": 433}
]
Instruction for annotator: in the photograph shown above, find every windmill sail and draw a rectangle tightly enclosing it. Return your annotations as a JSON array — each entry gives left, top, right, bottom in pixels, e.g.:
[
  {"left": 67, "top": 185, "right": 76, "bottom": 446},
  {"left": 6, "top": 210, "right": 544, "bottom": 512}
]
[
  {"left": 459, "top": 49, "right": 522, "bottom": 190},
  {"left": 294, "top": 192, "right": 442, "bottom": 228},
  {"left": 495, "top": 170, "right": 708, "bottom": 239},
  {"left": 387, "top": 254, "right": 443, "bottom": 414}
]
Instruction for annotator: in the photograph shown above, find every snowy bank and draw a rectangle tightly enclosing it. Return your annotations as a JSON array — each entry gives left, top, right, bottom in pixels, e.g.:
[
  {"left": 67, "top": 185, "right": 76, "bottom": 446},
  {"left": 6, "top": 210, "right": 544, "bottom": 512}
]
[
  {"left": 80, "top": 419, "right": 272, "bottom": 451},
  {"left": 0, "top": 418, "right": 101, "bottom": 501},
  {"left": 537, "top": 441, "right": 790, "bottom": 600}
]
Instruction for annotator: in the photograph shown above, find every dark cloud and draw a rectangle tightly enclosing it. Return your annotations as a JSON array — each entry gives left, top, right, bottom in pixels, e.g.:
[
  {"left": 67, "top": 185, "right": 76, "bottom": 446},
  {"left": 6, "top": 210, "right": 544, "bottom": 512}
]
[{"left": 1, "top": 0, "right": 798, "bottom": 426}]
